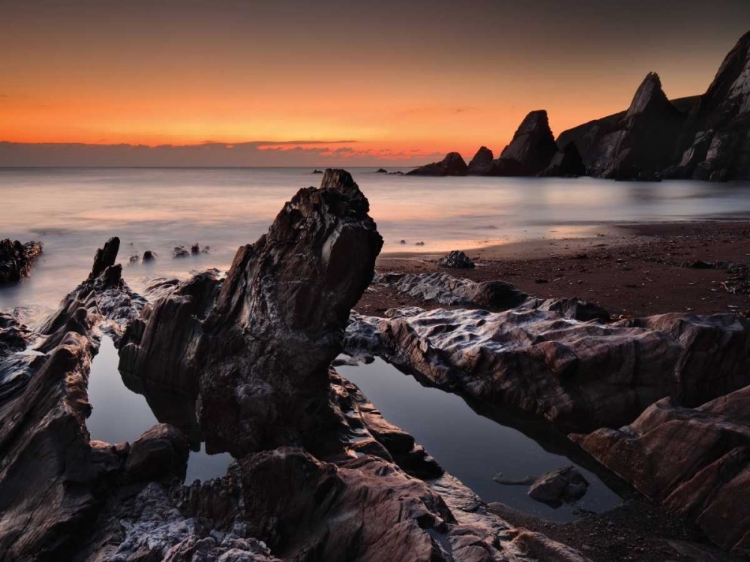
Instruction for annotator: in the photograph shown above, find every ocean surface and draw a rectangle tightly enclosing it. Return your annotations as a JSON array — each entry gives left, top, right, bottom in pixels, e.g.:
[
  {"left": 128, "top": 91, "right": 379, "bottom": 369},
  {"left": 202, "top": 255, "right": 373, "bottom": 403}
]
[{"left": 3, "top": 167, "right": 750, "bottom": 314}]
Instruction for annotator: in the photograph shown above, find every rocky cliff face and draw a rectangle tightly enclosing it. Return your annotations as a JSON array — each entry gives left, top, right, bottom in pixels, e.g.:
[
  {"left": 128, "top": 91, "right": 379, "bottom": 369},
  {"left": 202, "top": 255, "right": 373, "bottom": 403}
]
[
  {"left": 467, "top": 146, "right": 494, "bottom": 175},
  {"left": 558, "top": 31, "right": 750, "bottom": 181},
  {"left": 495, "top": 110, "right": 560, "bottom": 176}
]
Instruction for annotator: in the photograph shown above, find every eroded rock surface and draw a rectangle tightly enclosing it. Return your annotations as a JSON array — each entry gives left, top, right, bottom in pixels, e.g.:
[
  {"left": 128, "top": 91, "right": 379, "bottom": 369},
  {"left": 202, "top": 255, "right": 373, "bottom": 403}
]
[
  {"left": 0, "top": 239, "right": 43, "bottom": 284},
  {"left": 345, "top": 306, "right": 750, "bottom": 431},
  {"left": 527, "top": 466, "right": 589, "bottom": 505},
  {"left": 438, "top": 250, "right": 476, "bottom": 269},
  {"left": 574, "top": 386, "right": 750, "bottom": 557},
  {"left": 467, "top": 146, "right": 495, "bottom": 175},
  {"left": 496, "top": 110, "right": 559, "bottom": 176}
]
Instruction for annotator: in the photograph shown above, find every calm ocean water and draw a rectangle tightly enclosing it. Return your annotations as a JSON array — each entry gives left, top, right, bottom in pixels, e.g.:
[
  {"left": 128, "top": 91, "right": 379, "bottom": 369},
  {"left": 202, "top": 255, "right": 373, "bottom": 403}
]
[{"left": 2, "top": 167, "right": 750, "bottom": 314}]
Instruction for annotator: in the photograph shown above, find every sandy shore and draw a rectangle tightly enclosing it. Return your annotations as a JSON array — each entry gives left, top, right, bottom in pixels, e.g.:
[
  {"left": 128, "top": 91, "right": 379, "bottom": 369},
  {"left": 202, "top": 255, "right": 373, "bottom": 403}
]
[{"left": 356, "top": 220, "right": 750, "bottom": 318}]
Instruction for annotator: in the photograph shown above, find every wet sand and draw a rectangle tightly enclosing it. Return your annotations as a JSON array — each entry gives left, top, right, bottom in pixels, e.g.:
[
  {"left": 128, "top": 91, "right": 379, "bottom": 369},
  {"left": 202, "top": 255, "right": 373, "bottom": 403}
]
[{"left": 356, "top": 220, "right": 750, "bottom": 318}]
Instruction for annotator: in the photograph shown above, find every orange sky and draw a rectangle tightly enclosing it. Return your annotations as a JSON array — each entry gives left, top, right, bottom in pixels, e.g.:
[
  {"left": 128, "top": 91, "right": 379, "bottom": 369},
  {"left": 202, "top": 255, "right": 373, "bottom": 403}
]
[{"left": 2, "top": 1, "right": 749, "bottom": 164}]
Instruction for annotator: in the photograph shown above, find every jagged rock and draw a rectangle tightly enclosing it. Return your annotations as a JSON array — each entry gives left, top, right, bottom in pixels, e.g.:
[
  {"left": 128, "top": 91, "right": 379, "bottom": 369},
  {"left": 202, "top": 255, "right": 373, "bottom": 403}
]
[
  {"left": 173, "top": 246, "right": 190, "bottom": 259},
  {"left": 191, "top": 243, "right": 200, "bottom": 255},
  {"left": 129, "top": 254, "right": 139, "bottom": 264},
  {"left": 119, "top": 169, "right": 383, "bottom": 456},
  {"left": 345, "top": 308, "right": 750, "bottom": 431},
  {"left": 407, "top": 152, "right": 468, "bottom": 176},
  {"left": 493, "top": 110, "right": 559, "bottom": 176},
  {"left": 0, "top": 239, "right": 43, "bottom": 284},
  {"left": 539, "top": 142, "right": 587, "bottom": 177},
  {"left": 574, "top": 385, "right": 750, "bottom": 556},
  {"left": 438, "top": 250, "right": 475, "bottom": 269},
  {"left": 467, "top": 146, "right": 494, "bottom": 175},
  {"left": 126, "top": 423, "right": 190, "bottom": 482},
  {"left": 142, "top": 250, "right": 157, "bottom": 263},
  {"left": 527, "top": 466, "right": 589, "bottom": 505},
  {"left": 312, "top": 169, "right": 323, "bottom": 174}
]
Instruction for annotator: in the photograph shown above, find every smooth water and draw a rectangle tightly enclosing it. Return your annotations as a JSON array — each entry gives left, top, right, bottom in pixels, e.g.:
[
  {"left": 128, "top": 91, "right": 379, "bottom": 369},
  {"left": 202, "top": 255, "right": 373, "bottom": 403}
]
[
  {"left": 337, "top": 358, "right": 623, "bottom": 522},
  {"left": 2, "top": 167, "right": 750, "bottom": 315},
  {"left": 87, "top": 336, "right": 233, "bottom": 483}
]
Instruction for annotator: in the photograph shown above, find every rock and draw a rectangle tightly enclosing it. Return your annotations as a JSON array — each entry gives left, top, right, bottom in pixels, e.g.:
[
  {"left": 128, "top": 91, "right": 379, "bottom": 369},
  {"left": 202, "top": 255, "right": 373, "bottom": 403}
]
[
  {"left": 574, "top": 385, "right": 750, "bottom": 556},
  {"left": 142, "top": 250, "right": 157, "bottom": 263},
  {"left": 400, "top": 239, "right": 406, "bottom": 244},
  {"left": 493, "top": 110, "right": 559, "bottom": 176},
  {"left": 415, "top": 241, "right": 425, "bottom": 246},
  {"left": 407, "top": 152, "right": 468, "bottom": 176},
  {"left": 191, "top": 243, "right": 200, "bottom": 255},
  {"left": 312, "top": 169, "right": 323, "bottom": 174},
  {"left": 125, "top": 423, "right": 190, "bottom": 482},
  {"left": 119, "top": 169, "right": 383, "bottom": 456},
  {"left": 0, "top": 239, "right": 43, "bottom": 284},
  {"left": 89, "top": 236, "right": 120, "bottom": 280},
  {"left": 345, "top": 307, "right": 750, "bottom": 431},
  {"left": 375, "top": 168, "right": 388, "bottom": 173},
  {"left": 467, "top": 146, "right": 494, "bottom": 175},
  {"left": 539, "top": 141, "right": 587, "bottom": 177},
  {"left": 201, "top": 245, "right": 211, "bottom": 254},
  {"left": 173, "top": 245, "right": 190, "bottom": 258},
  {"left": 129, "top": 254, "right": 139, "bottom": 264},
  {"left": 527, "top": 466, "right": 589, "bottom": 505},
  {"left": 438, "top": 250, "right": 475, "bottom": 269}
]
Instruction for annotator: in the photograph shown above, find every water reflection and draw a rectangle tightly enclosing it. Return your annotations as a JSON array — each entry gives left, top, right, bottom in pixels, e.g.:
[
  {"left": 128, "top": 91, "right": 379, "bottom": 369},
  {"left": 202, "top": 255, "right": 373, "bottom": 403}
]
[
  {"left": 87, "top": 336, "right": 232, "bottom": 482},
  {"left": 337, "top": 357, "right": 624, "bottom": 522}
]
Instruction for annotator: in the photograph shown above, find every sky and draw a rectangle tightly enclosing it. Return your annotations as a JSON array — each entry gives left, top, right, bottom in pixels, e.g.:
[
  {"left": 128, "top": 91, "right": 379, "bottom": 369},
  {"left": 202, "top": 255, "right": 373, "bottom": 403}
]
[{"left": 1, "top": 0, "right": 749, "bottom": 166}]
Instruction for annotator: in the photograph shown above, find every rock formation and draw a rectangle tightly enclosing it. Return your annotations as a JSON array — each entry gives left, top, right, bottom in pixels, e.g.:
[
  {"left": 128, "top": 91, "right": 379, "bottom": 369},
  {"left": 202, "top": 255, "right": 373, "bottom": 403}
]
[
  {"left": 345, "top": 305, "right": 750, "bottom": 431},
  {"left": 527, "top": 466, "right": 589, "bottom": 505},
  {"left": 0, "top": 239, "right": 43, "bottom": 284},
  {"left": 467, "top": 146, "right": 494, "bottom": 175},
  {"left": 495, "top": 110, "right": 560, "bottom": 176},
  {"left": 438, "top": 250, "right": 475, "bottom": 269},
  {"left": 539, "top": 142, "right": 586, "bottom": 177},
  {"left": 574, "top": 385, "right": 750, "bottom": 557},
  {"left": 407, "top": 152, "right": 468, "bottom": 176}
]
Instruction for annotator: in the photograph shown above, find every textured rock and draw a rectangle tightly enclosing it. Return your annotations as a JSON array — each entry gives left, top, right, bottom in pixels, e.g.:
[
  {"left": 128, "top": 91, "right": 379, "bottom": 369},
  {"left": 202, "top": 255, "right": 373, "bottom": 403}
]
[
  {"left": 527, "top": 466, "right": 589, "bottom": 505},
  {"left": 574, "top": 385, "right": 750, "bottom": 557},
  {"left": 173, "top": 245, "right": 190, "bottom": 258},
  {"left": 407, "top": 152, "right": 469, "bottom": 176},
  {"left": 345, "top": 307, "right": 750, "bottom": 431},
  {"left": 467, "top": 146, "right": 494, "bottom": 175},
  {"left": 438, "top": 250, "right": 475, "bottom": 269},
  {"left": 494, "top": 110, "right": 559, "bottom": 176},
  {"left": 0, "top": 239, "right": 43, "bottom": 284},
  {"left": 142, "top": 250, "right": 157, "bottom": 263},
  {"left": 539, "top": 142, "right": 587, "bottom": 177},
  {"left": 126, "top": 423, "right": 190, "bottom": 482},
  {"left": 120, "top": 169, "right": 384, "bottom": 456}
]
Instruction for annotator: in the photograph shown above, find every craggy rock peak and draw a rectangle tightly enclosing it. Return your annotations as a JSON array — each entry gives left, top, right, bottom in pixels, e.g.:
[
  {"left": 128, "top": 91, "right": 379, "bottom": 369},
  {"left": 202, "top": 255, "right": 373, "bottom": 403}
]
[
  {"left": 120, "top": 169, "right": 384, "bottom": 456},
  {"left": 0, "top": 239, "right": 43, "bottom": 284},
  {"left": 497, "top": 110, "right": 560, "bottom": 176},
  {"left": 558, "top": 30, "right": 750, "bottom": 180},
  {"left": 345, "top": 305, "right": 750, "bottom": 431},
  {"left": 407, "top": 151, "right": 468, "bottom": 176},
  {"left": 467, "top": 145, "right": 494, "bottom": 175},
  {"left": 539, "top": 142, "right": 586, "bottom": 177},
  {"left": 575, "top": 385, "right": 750, "bottom": 557}
]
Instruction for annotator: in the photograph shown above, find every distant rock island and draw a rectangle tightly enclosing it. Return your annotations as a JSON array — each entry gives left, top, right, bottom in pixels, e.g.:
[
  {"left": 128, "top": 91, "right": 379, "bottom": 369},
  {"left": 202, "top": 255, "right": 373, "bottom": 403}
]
[{"left": 410, "top": 30, "right": 750, "bottom": 181}]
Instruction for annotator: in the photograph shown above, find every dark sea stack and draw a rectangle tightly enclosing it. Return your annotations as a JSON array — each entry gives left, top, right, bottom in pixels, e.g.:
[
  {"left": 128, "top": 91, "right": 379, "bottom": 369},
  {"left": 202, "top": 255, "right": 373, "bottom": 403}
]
[
  {"left": 574, "top": 385, "right": 750, "bottom": 556},
  {"left": 539, "top": 141, "right": 586, "bottom": 177},
  {"left": 494, "top": 110, "right": 559, "bottom": 176},
  {"left": 120, "top": 169, "right": 384, "bottom": 456},
  {"left": 375, "top": 167, "right": 388, "bottom": 173},
  {"left": 141, "top": 250, "right": 156, "bottom": 263},
  {"left": 407, "top": 151, "right": 468, "bottom": 176},
  {"left": 467, "top": 145, "right": 494, "bottom": 175},
  {"left": 0, "top": 239, "right": 43, "bottom": 284}
]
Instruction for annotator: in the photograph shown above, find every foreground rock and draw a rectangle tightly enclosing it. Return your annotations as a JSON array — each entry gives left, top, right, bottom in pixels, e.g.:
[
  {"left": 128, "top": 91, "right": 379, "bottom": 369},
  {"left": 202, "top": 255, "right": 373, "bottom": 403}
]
[
  {"left": 346, "top": 298, "right": 750, "bottom": 430},
  {"left": 407, "top": 152, "right": 468, "bottom": 176},
  {"left": 575, "top": 385, "right": 750, "bottom": 557},
  {"left": 527, "top": 466, "right": 589, "bottom": 506},
  {"left": 0, "top": 239, "right": 43, "bottom": 284},
  {"left": 438, "top": 250, "right": 475, "bottom": 269}
]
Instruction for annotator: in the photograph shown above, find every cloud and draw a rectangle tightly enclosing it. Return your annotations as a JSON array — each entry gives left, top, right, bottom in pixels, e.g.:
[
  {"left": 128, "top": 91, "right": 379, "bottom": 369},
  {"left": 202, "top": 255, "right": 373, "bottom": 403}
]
[{"left": 0, "top": 140, "right": 441, "bottom": 167}]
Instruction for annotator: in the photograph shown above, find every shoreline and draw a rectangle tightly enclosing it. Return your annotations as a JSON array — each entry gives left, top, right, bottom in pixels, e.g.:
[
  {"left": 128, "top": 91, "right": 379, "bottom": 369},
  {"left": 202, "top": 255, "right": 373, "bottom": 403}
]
[{"left": 358, "top": 219, "right": 750, "bottom": 318}]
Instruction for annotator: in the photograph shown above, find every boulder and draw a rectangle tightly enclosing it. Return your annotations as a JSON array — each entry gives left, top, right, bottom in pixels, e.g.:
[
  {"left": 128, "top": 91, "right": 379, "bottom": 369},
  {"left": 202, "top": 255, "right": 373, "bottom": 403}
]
[
  {"left": 493, "top": 110, "right": 559, "bottom": 176},
  {"left": 407, "top": 152, "right": 468, "bottom": 176},
  {"left": 438, "top": 250, "right": 475, "bottom": 269},
  {"left": 574, "top": 385, "right": 750, "bottom": 556},
  {"left": 375, "top": 168, "right": 388, "bottom": 173},
  {"left": 0, "top": 239, "right": 43, "bottom": 284},
  {"left": 173, "top": 246, "right": 190, "bottom": 258},
  {"left": 467, "top": 146, "right": 494, "bottom": 175},
  {"left": 142, "top": 250, "right": 157, "bottom": 263},
  {"left": 527, "top": 466, "right": 589, "bottom": 505},
  {"left": 190, "top": 244, "right": 200, "bottom": 255},
  {"left": 126, "top": 423, "right": 190, "bottom": 482},
  {"left": 119, "top": 169, "right": 384, "bottom": 456}
]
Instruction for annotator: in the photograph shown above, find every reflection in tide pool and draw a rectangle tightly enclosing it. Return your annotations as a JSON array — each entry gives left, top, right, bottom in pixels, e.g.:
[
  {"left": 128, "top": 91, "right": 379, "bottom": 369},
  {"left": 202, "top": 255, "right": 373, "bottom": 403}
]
[
  {"left": 86, "top": 336, "right": 232, "bottom": 483},
  {"left": 337, "top": 357, "right": 623, "bottom": 522}
]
